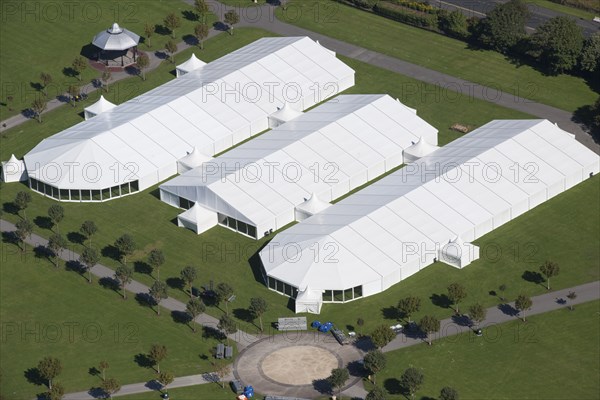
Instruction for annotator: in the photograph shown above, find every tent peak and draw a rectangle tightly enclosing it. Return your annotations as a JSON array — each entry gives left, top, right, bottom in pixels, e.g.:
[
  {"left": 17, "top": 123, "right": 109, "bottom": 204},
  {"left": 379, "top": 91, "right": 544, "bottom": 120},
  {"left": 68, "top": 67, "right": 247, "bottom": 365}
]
[{"left": 109, "top": 23, "right": 123, "bottom": 34}]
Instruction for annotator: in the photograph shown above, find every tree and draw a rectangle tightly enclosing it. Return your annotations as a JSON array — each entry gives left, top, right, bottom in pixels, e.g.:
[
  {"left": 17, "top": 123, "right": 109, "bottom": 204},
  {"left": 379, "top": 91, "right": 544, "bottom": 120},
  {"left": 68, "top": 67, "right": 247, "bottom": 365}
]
[
  {"left": 365, "top": 386, "right": 386, "bottom": 400},
  {"left": 398, "top": 296, "right": 421, "bottom": 323},
  {"left": 144, "top": 22, "right": 154, "bottom": 48},
  {"left": 165, "top": 40, "right": 178, "bottom": 63},
  {"left": 31, "top": 98, "right": 47, "bottom": 123},
  {"left": 47, "top": 204, "right": 64, "bottom": 233},
  {"left": 211, "top": 360, "right": 231, "bottom": 389},
  {"left": 468, "top": 303, "right": 486, "bottom": 329},
  {"left": 539, "top": 260, "right": 560, "bottom": 290},
  {"left": 149, "top": 281, "right": 168, "bottom": 316},
  {"left": 498, "top": 283, "right": 507, "bottom": 301},
  {"left": 99, "top": 360, "right": 109, "bottom": 381},
  {"left": 37, "top": 356, "right": 62, "bottom": 389},
  {"left": 215, "top": 282, "right": 234, "bottom": 314},
  {"left": 194, "top": 23, "right": 209, "bottom": 49},
  {"left": 80, "top": 220, "right": 98, "bottom": 247},
  {"left": 419, "top": 315, "right": 440, "bottom": 345},
  {"left": 400, "top": 367, "right": 424, "bottom": 400},
  {"left": 370, "top": 324, "right": 396, "bottom": 349},
  {"left": 164, "top": 12, "right": 181, "bottom": 38},
  {"left": 47, "top": 382, "right": 64, "bottom": 400},
  {"left": 580, "top": 33, "right": 600, "bottom": 74},
  {"left": 114, "top": 265, "right": 133, "bottom": 299},
  {"left": 224, "top": 10, "right": 240, "bottom": 35},
  {"left": 40, "top": 72, "right": 53, "bottom": 97},
  {"left": 72, "top": 56, "right": 87, "bottom": 81},
  {"left": 180, "top": 265, "right": 197, "bottom": 298},
  {"left": 529, "top": 16, "right": 584, "bottom": 74},
  {"left": 115, "top": 234, "right": 136, "bottom": 265},
  {"left": 136, "top": 53, "right": 150, "bottom": 80},
  {"left": 328, "top": 367, "right": 349, "bottom": 397},
  {"left": 195, "top": 0, "right": 210, "bottom": 22},
  {"left": 14, "top": 190, "right": 32, "bottom": 218},
  {"left": 447, "top": 283, "right": 467, "bottom": 314},
  {"left": 67, "top": 84, "right": 80, "bottom": 107},
  {"left": 515, "top": 294, "right": 532, "bottom": 322},
  {"left": 363, "top": 350, "right": 386, "bottom": 384},
  {"left": 148, "top": 344, "right": 167, "bottom": 374},
  {"left": 357, "top": 317, "right": 365, "bottom": 335},
  {"left": 101, "top": 377, "right": 121, "bottom": 399},
  {"left": 186, "top": 297, "right": 206, "bottom": 332},
  {"left": 439, "top": 10, "right": 469, "bottom": 40},
  {"left": 47, "top": 234, "right": 67, "bottom": 268},
  {"left": 440, "top": 386, "right": 459, "bottom": 400},
  {"left": 475, "top": 0, "right": 529, "bottom": 52},
  {"left": 147, "top": 249, "right": 165, "bottom": 280},
  {"left": 157, "top": 371, "right": 174, "bottom": 392},
  {"left": 218, "top": 314, "right": 237, "bottom": 345},
  {"left": 566, "top": 291, "right": 577, "bottom": 311},
  {"left": 79, "top": 247, "right": 99, "bottom": 284},
  {"left": 249, "top": 297, "right": 268, "bottom": 332},
  {"left": 101, "top": 70, "right": 112, "bottom": 92},
  {"left": 15, "top": 219, "right": 34, "bottom": 252}
]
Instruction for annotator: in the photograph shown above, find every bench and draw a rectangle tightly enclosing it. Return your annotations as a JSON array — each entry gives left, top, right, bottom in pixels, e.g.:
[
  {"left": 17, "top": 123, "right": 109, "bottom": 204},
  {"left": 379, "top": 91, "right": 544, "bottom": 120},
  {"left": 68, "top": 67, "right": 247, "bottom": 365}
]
[
  {"left": 216, "top": 343, "right": 225, "bottom": 359},
  {"left": 331, "top": 328, "right": 349, "bottom": 345},
  {"left": 277, "top": 317, "right": 307, "bottom": 331},
  {"left": 225, "top": 345, "right": 233, "bottom": 359}
]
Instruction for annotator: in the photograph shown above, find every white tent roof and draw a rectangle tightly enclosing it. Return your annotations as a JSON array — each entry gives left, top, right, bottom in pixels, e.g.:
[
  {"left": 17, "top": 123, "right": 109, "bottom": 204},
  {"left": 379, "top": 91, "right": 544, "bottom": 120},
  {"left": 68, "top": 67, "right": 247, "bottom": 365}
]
[
  {"left": 176, "top": 54, "right": 206, "bottom": 74},
  {"left": 178, "top": 202, "right": 214, "bottom": 224},
  {"left": 178, "top": 147, "right": 212, "bottom": 169},
  {"left": 84, "top": 96, "right": 116, "bottom": 116},
  {"left": 404, "top": 136, "right": 439, "bottom": 158},
  {"left": 296, "top": 193, "right": 331, "bottom": 215},
  {"left": 260, "top": 119, "right": 600, "bottom": 292},
  {"left": 270, "top": 102, "right": 303, "bottom": 123},
  {"left": 92, "top": 23, "right": 140, "bottom": 51},
  {"left": 160, "top": 94, "right": 438, "bottom": 230},
  {"left": 24, "top": 37, "right": 355, "bottom": 191}
]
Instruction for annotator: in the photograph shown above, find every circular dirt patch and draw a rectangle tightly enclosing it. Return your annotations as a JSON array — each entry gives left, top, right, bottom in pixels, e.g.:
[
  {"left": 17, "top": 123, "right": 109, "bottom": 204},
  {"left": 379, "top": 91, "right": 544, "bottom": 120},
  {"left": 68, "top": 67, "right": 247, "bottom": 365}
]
[{"left": 260, "top": 345, "right": 339, "bottom": 385}]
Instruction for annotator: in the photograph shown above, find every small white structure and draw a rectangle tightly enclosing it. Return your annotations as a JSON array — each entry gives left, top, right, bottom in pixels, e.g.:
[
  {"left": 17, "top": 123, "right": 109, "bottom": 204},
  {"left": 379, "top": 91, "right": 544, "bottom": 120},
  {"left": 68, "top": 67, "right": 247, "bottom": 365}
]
[
  {"left": 1, "top": 154, "right": 27, "bottom": 182},
  {"left": 268, "top": 102, "right": 303, "bottom": 128},
  {"left": 177, "top": 202, "right": 218, "bottom": 234},
  {"left": 177, "top": 147, "right": 212, "bottom": 174},
  {"left": 295, "top": 286, "right": 323, "bottom": 314},
  {"left": 316, "top": 40, "right": 336, "bottom": 56},
  {"left": 438, "top": 236, "right": 480, "bottom": 269},
  {"left": 84, "top": 96, "right": 116, "bottom": 120},
  {"left": 295, "top": 193, "right": 331, "bottom": 221},
  {"left": 176, "top": 54, "right": 206, "bottom": 78},
  {"left": 92, "top": 23, "right": 140, "bottom": 51},
  {"left": 403, "top": 136, "right": 439, "bottom": 163}
]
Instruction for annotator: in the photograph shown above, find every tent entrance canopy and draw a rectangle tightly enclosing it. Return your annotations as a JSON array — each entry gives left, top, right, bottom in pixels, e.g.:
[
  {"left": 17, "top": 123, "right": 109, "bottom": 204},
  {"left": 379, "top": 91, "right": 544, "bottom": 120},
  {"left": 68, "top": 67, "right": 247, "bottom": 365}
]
[
  {"left": 438, "top": 236, "right": 480, "bottom": 268},
  {"left": 295, "top": 287, "right": 323, "bottom": 314},
  {"left": 295, "top": 193, "right": 331, "bottom": 221},
  {"left": 1, "top": 154, "right": 28, "bottom": 183},
  {"left": 177, "top": 202, "right": 218, "bottom": 234}
]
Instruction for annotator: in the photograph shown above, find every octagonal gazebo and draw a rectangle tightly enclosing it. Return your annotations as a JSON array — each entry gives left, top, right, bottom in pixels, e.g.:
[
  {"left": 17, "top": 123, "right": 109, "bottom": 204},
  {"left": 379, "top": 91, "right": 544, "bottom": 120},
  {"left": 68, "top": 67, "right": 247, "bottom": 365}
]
[{"left": 92, "top": 23, "right": 140, "bottom": 67}]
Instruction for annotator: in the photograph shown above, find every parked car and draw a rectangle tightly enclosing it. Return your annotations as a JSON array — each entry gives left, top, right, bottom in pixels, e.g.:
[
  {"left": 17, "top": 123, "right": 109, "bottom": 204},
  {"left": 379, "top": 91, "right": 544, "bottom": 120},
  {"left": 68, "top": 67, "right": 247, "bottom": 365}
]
[{"left": 230, "top": 379, "right": 245, "bottom": 394}]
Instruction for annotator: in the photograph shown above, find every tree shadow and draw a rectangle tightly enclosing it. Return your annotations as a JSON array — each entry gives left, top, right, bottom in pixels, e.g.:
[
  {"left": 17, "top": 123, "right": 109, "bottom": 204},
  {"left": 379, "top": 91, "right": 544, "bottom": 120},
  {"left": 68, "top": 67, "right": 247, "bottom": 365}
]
[
  {"left": 573, "top": 104, "right": 600, "bottom": 144},
  {"left": 30, "top": 81, "right": 44, "bottom": 93},
  {"left": 183, "top": 34, "right": 199, "bottom": 47},
  {"left": 65, "top": 260, "right": 85, "bottom": 274},
  {"left": 154, "top": 24, "right": 170, "bottom": 36},
  {"left": 213, "top": 21, "right": 228, "bottom": 31},
  {"left": 430, "top": 293, "right": 451, "bottom": 309},
  {"left": 451, "top": 314, "right": 471, "bottom": 327},
  {"left": 88, "top": 366, "right": 100, "bottom": 377},
  {"left": 98, "top": 276, "right": 120, "bottom": 292},
  {"left": 134, "top": 353, "right": 154, "bottom": 369},
  {"left": 171, "top": 310, "right": 192, "bottom": 325},
  {"left": 154, "top": 51, "right": 168, "bottom": 60},
  {"left": 346, "top": 324, "right": 355, "bottom": 332},
  {"left": 67, "top": 231, "right": 85, "bottom": 245},
  {"left": 135, "top": 292, "right": 155, "bottom": 309},
  {"left": 384, "top": 377, "right": 402, "bottom": 395},
  {"left": 346, "top": 360, "right": 365, "bottom": 377},
  {"left": 522, "top": 270, "right": 544, "bottom": 285},
  {"left": 382, "top": 306, "right": 400, "bottom": 320},
  {"left": 101, "top": 244, "right": 121, "bottom": 262},
  {"left": 3, "top": 201, "right": 20, "bottom": 215},
  {"left": 312, "top": 378, "right": 332, "bottom": 395},
  {"left": 498, "top": 303, "right": 518, "bottom": 317},
  {"left": 353, "top": 336, "right": 376, "bottom": 352},
  {"left": 86, "top": 387, "right": 106, "bottom": 399},
  {"left": 134, "top": 261, "right": 153, "bottom": 276},
  {"left": 233, "top": 308, "right": 254, "bottom": 323},
  {"left": 62, "top": 67, "right": 78, "bottom": 79},
  {"left": 33, "top": 244, "right": 51, "bottom": 259},
  {"left": 166, "top": 277, "right": 185, "bottom": 291},
  {"left": 33, "top": 216, "right": 53, "bottom": 231},
  {"left": 24, "top": 367, "right": 45, "bottom": 386},
  {"left": 203, "top": 325, "right": 225, "bottom": 341},
  {"left": 182, "top": 10, "right": 198, "bottom": 21},
  {"left": 1, "top": 231, "right": 18, "bottom": 246}
]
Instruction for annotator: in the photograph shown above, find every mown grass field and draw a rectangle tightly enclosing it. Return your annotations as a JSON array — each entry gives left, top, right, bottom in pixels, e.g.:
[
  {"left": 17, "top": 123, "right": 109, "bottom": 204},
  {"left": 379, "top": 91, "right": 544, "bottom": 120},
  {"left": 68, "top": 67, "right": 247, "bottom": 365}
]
[
  {"left": 275, "top": 0, "right": 598, "bottom": 113},
  {"left": 366, "top": 300, "right": 600, "bottom": 400}
]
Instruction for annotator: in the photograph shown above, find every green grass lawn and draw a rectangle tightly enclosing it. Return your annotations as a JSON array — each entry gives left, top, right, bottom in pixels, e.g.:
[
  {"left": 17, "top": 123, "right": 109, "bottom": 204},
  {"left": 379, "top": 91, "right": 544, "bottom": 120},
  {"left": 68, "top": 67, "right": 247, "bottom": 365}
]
[
  {"left": 367, "top": 300, "right": 600, "bottom": 399},
  {"left": 0, "top": 241, "right": 228, "bottom": 400},
  {"left": 0, "top": 0, "right": 215, "bottom": 120},
  {"left": 275, "top": 0, "right": 598, "bottom": 113},
  {"left": 526, "top": 0, "right": 597, "bottom": 20},
  {"left": 120, "top": 384, "right": 258, "bottom": 400}
]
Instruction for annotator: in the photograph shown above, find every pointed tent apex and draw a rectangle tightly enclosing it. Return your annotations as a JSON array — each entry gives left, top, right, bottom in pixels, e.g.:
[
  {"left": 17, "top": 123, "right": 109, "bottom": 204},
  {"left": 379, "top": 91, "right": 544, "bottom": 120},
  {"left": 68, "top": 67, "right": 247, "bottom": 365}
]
[
  {"left": 176, "top": 53, "right": 206, "bottom": 77},
  {"left": 8, "top": 154, "right": 19, "bottom": 163},
  {"left": 110, "top": 23, "right": 123, "bottom": 34}
]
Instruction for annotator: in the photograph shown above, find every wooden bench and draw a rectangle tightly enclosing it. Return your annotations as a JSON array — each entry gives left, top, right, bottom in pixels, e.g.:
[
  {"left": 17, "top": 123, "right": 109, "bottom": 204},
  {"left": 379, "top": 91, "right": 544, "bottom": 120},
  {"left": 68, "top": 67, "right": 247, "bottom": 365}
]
[
  {"left": 277, "top": 317, "right": 307, "bottom": 331},
  {"left": 225, "top": 345, "right": 233, "bottom": 359},
  {"left": 216, "top": 343, "right": 225, "bottom": 359}
]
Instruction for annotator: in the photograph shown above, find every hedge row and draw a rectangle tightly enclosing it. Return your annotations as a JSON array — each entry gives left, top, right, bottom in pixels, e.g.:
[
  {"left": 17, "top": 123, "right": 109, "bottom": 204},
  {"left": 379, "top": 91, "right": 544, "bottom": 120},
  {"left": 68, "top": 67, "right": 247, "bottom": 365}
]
[{"left": 374, "top": 2, "right": 439, "bottom": 29}]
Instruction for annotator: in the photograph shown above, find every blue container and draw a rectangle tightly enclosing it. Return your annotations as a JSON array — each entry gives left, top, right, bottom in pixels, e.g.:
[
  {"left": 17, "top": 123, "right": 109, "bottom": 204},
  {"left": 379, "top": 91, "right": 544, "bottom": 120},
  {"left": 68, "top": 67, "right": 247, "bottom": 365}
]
[{"left": 311, "top": 321, "right": 321, "bottom": 328}]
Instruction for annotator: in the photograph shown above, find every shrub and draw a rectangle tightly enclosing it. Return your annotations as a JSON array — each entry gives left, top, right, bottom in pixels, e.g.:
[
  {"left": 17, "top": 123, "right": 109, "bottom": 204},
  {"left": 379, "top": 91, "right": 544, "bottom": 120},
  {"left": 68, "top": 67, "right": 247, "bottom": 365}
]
[{"left": 374, "top": 2, "right": 438, "bottom": 29}]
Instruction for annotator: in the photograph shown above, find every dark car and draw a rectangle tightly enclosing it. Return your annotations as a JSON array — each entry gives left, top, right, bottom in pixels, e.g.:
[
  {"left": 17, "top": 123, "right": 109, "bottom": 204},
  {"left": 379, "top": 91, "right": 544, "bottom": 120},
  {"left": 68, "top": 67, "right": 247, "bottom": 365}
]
[{"left": 230, "top": 379, "right": 245, "bottom": 394}]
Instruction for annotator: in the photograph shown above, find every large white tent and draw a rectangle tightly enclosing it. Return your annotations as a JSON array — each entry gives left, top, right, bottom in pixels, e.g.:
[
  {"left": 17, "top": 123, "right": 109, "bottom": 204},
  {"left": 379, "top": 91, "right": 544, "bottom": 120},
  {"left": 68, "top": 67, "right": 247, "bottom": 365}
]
[
  {"left": 159, "top": 95, "right": 438, "bottom": 238},
  {"left": 259, "top": 119, "right": 599, "bottom": 312},
  {"left": 23, "top": 37, "right": 355, "bottom": 202}
]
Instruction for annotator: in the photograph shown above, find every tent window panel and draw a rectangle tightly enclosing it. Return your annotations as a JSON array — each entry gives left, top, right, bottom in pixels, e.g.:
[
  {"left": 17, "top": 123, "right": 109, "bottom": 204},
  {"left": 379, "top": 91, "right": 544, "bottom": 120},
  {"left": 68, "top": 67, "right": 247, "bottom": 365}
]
[
  {"left": 276, "top": 280, "right": 284, "bottom": 293},
  {"left": 130, "top": 180, "right": 139, "bottom": 192},
  {"left": 268, "top": 276, "right": 276, "bottom": 290},
  {"left": 71, "top": 190, "right": 81, "bottom": 201},
  {"left": 30, "top": 179, "right": 38, "bottom": 191},
  {"left": 81, "top": 190, "right": 91, "bottom": 201},
  {"left": 354, "top": 286, "right": 363, "bottom": 298},
  {"left": 333, "top": 290, "right": 343, "bottom": 302},
  {"left": 217, "top": 213, "right": 227, "bottom": 225},
  {"left": 178, "top": 197, "right": 192, "bottom": 209},
  {"left": 237, "top": 221, "right": 248, "bottom": 235},
  {"left": 344, "top": 288, "right": 353, "bottom": 301},
  {"left": 120, "top": 183, "right": 130, "bottom": 195},
  {"left": 92, "top": 190, "right": 101, "bottom": 201},
  {"left": 322, "top": 290, "right": 332, "bottom": 302},
  {"left": 101, "top": 188, "right": 110, "bottom": 200},
  {"left": 111, "top": 186, "right": 120, "bottom": 197},
  {"left": 51, "top": 186, "right": 59, "bottom": 199},
  {"left": 284, "top": 283, "right": 292, "bottom": 297},
  {"left": 292, "top": 287, "right": 298, "bottom": 299},
  {"left": 227, "top": 217, "right": 237, "bottom": 230},
  {"left": 248, "top": 225, "right": 257, "bottom": 239},
  {"left": 43, "top": 183, "right": 50, "bottom": 195},
  {"left": 60, "top": 189, "right": 70, "bottom": 200}
]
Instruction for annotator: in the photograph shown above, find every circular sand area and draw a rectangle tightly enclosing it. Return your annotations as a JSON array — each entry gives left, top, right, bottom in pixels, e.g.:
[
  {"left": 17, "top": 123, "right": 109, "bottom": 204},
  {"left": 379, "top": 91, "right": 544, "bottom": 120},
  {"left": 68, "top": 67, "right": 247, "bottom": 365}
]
[{"left": 260, "top": 345, "right": 339, "bottom": 385}]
